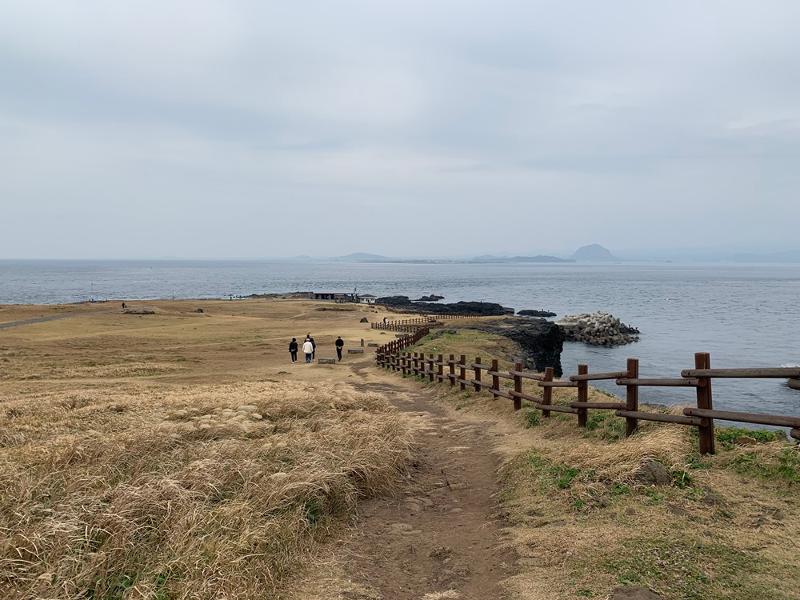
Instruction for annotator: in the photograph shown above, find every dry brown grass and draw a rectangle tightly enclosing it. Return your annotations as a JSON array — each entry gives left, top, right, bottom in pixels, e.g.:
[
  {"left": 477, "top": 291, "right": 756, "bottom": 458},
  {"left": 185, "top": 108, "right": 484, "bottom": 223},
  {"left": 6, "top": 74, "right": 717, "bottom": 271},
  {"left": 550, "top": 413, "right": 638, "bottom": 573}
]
[
  {"left": 0, "top": 380, "right": 413, "bottom": 599},
  {"left": 406, "top": 329, "right": 800, "bottom": 600},
  {"left": 0, "top": 299, "right": 414, "bottom": 600}
]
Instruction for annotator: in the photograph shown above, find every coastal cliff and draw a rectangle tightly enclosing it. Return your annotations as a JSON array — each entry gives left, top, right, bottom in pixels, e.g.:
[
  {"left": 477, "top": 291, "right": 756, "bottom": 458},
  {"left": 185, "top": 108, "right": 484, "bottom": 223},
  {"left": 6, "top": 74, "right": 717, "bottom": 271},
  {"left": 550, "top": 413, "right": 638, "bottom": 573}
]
[{"left": 466, "top": 317, "right": 564, "bottom": 376}]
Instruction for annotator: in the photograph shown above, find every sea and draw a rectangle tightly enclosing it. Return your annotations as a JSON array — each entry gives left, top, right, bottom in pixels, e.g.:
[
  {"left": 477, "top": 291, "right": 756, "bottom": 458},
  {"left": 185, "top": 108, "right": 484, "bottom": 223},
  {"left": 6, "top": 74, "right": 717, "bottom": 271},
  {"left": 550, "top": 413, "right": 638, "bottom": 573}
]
[{"left": 1, "top": 259, "right": 799, "bottom": 421}]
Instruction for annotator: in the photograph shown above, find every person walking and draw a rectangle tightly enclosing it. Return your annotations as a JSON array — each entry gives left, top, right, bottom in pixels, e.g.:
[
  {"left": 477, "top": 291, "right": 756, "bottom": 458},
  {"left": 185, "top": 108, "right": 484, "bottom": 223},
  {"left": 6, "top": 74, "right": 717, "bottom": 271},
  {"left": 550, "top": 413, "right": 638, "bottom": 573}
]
[
  {"left": 302, "top": 338, "right": 314, "bottom": 363},
  {"left": 335, "top": 336, "right": 344, "bottom": 361},
  {"left": 307, "top": 334, "right": 316, "bottom": 360},
  {"left": 289, "top": 338, "right": 298, "bottom": 363}
]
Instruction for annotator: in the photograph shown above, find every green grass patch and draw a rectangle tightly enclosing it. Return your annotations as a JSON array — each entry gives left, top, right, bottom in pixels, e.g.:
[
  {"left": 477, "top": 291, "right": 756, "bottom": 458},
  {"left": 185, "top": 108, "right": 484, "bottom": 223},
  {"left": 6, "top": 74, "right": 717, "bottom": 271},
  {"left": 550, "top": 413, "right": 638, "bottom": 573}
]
[
  {"left": 524, "top": 409, "right": 540, "bottom": 428},
  {"left": 716, "top": 426, "right": 784, "bottom": 449},
  {"left": 604, "top": 536, "right": 792, "bottom": 599},
  {"left": 729, "top": 448, "right": 800, "bottom": 485},
  {"left": 584, "top": 411, "right": 626, "bottom": 441}
]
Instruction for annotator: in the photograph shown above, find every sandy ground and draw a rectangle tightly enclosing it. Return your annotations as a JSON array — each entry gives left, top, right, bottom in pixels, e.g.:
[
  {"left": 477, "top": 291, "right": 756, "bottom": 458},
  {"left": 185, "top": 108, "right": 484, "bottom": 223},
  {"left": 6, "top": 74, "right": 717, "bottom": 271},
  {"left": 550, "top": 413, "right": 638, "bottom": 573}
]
[{"left": 0, "top": 299, "right": 517, "bottom": 599}]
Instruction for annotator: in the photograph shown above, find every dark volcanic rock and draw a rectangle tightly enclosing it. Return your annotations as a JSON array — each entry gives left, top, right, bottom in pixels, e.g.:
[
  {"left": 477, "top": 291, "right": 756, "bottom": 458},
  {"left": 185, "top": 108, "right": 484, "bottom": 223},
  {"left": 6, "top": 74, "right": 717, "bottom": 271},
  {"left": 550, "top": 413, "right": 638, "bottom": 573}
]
[
  {"left": 413, "top": 294, "right": 445, "bottom": 302},
  {"left": 421, "top": 301, "right": 511, "bottom": 316},
  {"left": 467, "top": 317, "right": 564, "bottom": 376},
  {"left": 376, "top": 295, "right": 413, "bottom": 307},
  {"left": 376, "top": 297, "right": 511, "bottom": 317},
  {"left": 518, "top": 309, "right": 557, "bottom": 318},
  {"left": 634, "top": 459, "right": 672, "bottom": 486}
]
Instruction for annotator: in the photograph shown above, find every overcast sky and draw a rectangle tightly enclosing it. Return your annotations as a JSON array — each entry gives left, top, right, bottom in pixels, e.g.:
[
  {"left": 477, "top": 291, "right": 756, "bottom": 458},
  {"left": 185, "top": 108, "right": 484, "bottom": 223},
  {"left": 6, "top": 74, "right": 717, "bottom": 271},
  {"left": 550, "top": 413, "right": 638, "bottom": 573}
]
[{"left": 1, "top": 1, "right": 799, "bottom": 259}]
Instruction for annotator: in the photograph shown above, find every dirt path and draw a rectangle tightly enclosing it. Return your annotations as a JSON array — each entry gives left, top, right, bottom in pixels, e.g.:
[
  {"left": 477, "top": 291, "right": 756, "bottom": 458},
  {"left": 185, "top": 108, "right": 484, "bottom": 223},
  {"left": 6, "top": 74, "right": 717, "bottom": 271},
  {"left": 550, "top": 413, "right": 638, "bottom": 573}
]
[
  {"left": 0, "top": 309, "right": 117, "bottom": 331},
  {"left": 0, "top": 314, "right": 79, "bottom": 330},
  {"left": 338, "top": 374, "right": 516, "bottom": 599}
]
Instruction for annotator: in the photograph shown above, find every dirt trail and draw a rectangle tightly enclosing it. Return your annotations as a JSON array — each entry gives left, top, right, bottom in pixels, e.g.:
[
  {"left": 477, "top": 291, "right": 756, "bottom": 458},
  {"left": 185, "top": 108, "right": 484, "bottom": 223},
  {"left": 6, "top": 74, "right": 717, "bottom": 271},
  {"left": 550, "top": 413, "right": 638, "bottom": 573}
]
[
  {"left": 0, "top": 314, "right": 79, "bottom": 330},
  {"left": 0, "top": 308, "right": 118, "bottom": 330},
  {"left": 339, "top": 373, "right": 516, "bottom": 599}
]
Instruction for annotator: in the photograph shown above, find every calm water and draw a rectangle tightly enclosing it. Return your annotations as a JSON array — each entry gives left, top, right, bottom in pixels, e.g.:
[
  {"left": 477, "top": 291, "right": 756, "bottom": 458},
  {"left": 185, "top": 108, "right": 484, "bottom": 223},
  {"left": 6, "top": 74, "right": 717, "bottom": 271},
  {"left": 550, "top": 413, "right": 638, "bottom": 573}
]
[{"left": 1, "top": 259, "right": 799, "bottom": 419}]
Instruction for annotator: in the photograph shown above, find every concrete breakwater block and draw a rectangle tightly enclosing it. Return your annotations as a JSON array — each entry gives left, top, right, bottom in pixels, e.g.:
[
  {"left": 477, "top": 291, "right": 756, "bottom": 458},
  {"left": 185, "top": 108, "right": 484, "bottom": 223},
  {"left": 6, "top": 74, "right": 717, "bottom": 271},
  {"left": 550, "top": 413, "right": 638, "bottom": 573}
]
[
  {"left": 348, "top": 348, "right": 365, "bottom": 354},
  {"left": 317, "top": 358, "right": 336, "bottom": 364}
]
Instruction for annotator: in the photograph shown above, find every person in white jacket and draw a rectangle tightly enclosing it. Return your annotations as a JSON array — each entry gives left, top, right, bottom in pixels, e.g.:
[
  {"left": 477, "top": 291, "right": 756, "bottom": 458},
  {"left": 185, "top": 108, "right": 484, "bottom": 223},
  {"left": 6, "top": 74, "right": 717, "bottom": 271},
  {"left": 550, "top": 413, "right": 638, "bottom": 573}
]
[{"left": 302, "top": 338, "right": 315, "bottom": 363}]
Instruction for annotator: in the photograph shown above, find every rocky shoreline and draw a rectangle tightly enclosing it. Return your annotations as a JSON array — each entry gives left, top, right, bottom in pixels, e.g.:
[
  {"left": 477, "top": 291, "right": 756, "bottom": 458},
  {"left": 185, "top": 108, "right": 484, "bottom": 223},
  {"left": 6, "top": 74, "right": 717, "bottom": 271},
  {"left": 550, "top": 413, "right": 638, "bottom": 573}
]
[
  {"left": 517, "top": 309, "right": 557, "bottom": 318},
  {"left": 466, "top": 317, "right": 564, "bottom": 377},
  {"left": 556, "top": 312, "right": 640, "bottom": 347},
  {"left": 376, "top": 296, "right": 513, "bottom": 316}
]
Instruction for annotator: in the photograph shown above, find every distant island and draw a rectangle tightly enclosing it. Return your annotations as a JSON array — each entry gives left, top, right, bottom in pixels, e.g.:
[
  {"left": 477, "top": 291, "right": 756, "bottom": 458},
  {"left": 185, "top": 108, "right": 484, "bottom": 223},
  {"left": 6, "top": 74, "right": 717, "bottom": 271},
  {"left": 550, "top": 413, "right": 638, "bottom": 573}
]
[
  {"left": 332, "top": 253, "right": 391, "bottom": 262},
  {"left": 306, "top": 244, "right": 619, "bottom": 264},
  {"left": 571, "top": 244, "right": 617, "bottom": 262},
  {"left": 469, "top": 255, "right": 573, "bottom": 264}
]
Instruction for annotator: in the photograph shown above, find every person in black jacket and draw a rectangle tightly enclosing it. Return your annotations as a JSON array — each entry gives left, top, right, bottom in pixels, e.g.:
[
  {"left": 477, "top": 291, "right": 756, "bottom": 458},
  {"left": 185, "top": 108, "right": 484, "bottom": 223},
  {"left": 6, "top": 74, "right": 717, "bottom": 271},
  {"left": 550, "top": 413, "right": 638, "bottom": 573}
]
[
  {"left": 335, "top": 336, "right": 344, "bottom": 361},
  {"left": 289, "top": 338, "right": 298, "bottom": 363}
]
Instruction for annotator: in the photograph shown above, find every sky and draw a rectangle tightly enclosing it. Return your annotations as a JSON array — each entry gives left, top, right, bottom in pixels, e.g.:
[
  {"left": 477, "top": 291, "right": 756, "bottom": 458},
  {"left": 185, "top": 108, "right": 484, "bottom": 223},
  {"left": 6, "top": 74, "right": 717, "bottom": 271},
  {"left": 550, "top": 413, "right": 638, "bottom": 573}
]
[{"left": 1, "top": 1, "right": 799, "bottom": 259}]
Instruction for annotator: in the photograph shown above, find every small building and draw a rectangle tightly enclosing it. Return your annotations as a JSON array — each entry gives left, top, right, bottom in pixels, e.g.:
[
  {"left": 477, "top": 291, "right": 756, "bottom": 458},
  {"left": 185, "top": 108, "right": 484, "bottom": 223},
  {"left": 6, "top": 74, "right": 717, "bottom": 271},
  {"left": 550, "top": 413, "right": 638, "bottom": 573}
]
[
  {"left": 358, "top": 294, "right": 377, "bottom": 305},
  {"left": 292, "top": 291, "right": 359, "bottom": 302}
]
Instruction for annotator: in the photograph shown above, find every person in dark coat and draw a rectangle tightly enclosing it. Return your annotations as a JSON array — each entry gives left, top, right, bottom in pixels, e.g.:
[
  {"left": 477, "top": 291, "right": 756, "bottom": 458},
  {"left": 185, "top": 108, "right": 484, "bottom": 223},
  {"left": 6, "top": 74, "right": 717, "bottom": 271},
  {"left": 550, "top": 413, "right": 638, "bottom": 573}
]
[
  {"left": 307, "top": 334, "right": 316, "bottom": 359},
  {"left": 335, "top": 336, "right": 344, "bottom": 361},
  {"left": 289, "top": 338, "right": 298, "bottom": 363}
]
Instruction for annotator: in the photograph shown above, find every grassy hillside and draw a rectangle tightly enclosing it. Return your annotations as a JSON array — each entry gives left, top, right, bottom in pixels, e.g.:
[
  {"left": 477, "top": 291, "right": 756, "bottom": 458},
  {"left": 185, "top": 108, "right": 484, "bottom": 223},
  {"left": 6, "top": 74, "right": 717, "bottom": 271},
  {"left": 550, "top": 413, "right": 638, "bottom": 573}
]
[{"left": 405, "top": 329, "right": 800, "bottom": 599}]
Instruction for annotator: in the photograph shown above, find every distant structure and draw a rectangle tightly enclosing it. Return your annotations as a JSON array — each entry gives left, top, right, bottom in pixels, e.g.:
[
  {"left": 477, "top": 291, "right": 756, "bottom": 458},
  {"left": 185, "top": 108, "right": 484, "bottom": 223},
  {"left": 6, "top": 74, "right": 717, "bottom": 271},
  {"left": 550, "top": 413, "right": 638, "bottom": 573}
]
[{"left": 294, "top": 291, "right": 377, "bottom": 303}]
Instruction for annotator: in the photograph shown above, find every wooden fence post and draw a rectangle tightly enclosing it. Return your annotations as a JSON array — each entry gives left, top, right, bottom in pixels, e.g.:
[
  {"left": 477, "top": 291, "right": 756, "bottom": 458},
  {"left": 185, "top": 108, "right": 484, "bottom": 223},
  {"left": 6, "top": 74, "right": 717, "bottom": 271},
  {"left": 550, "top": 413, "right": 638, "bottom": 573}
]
[
  {"left": 459, "top": 355, "right": 467, "bottom": 391},
  {"left": 513, "top": 362, "right": 523, "bottom": 411},
  {"left": 695, "top": 352, "right": 715, "bottom": 455},
  {"left": 541, "top": 367, "right": 553, "bottom": 417},
  {"left": 413, "top": 352, "right": 419, "bottom": 377},
  {"left": 428, "top": 354, "right": 435, "bottom": 382},
  {"left": 577, "top": 364, "right": 589, "bottom": 427},
  {"left": 437, "top": 354, "right": 444, "bottom": 383},
  {"left": 449, "top": 354, "right": 455, "bottom": 386},
  {"left": 473, "top": 356, "right": 482, "bottom": 391},
  {"left": 625, "top": 358, "right": 639, "bottom": 436},
  {"left": 491, "top": 359, "right": 500, "bottom": 399}
]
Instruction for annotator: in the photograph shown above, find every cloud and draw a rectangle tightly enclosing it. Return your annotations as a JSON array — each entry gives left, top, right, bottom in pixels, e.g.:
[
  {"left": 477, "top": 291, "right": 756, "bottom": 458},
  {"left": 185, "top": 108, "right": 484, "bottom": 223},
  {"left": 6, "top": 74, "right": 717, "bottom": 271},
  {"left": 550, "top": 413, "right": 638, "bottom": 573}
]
[{"left": 0, "top": 0, "right": 799, "bottom": 257}]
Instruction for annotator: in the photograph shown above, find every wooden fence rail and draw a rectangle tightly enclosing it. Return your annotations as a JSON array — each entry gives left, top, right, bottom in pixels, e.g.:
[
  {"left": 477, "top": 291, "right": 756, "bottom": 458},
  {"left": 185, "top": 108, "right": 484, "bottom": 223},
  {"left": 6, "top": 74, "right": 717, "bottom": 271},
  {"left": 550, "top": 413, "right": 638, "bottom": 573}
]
[
  {"left": 374, "top": 338, "right": 800, "bottom": 454},
  {"left": 370, "top": 315, "right": 481, "bottom": 332}
]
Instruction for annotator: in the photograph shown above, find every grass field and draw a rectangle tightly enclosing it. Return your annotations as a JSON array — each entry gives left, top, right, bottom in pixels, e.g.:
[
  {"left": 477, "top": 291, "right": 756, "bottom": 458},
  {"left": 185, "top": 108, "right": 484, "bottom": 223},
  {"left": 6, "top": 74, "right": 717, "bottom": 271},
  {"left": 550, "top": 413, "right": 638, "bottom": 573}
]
[
  {"left": 0, "top": 299, "right": 414, "bottom": 599},
  {"left": 405, "top": 329, "right": 800, "bottom": 599},
  {"left": 2, "top": 303, "right": 799, "bottom": 599}
]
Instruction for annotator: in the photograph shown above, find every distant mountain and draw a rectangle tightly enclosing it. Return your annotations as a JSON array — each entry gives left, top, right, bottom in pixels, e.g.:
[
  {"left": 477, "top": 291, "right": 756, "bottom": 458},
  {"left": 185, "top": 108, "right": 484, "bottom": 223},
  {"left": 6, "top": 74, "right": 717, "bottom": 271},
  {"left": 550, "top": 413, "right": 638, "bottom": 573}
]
[
  {"left": 571, "top": 244, "right": 617, "bottom": 262},
  {"left": 470, "top": 255, "right": 572, "bottom": 264},
  {"left": 333, "top": 253, "right": 391, "bottom": 262}
]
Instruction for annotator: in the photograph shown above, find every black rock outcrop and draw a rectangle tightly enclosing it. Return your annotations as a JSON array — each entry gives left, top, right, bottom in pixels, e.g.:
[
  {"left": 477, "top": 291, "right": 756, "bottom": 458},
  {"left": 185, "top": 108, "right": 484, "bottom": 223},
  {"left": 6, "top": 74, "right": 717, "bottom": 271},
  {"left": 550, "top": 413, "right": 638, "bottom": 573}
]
[
  {"left": 467, "top": 317, "right": 564, "bottom": 376},
  {"left": 376, "top": 297, "right": 512, "bottom": 316},
  {"left": 518, "top": 309, "right": 557, "bottom": 318},
  {"left": 376, "top": 295, "right": 413, "bottom": 307}
]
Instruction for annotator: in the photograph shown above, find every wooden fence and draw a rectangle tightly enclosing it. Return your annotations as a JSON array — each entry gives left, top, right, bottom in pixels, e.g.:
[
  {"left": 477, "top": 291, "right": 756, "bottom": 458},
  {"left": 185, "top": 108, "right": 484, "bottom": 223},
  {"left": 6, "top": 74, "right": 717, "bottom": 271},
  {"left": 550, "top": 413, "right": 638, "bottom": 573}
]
[
  {"left": 371, "top": 315, "right": 481, "bottom": 332},
  {"left": 375, "top": 341, "right": 800, "bottom": 454},
  {"left": 371, "top": 318, "right": 436, "bottom": 332}
]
